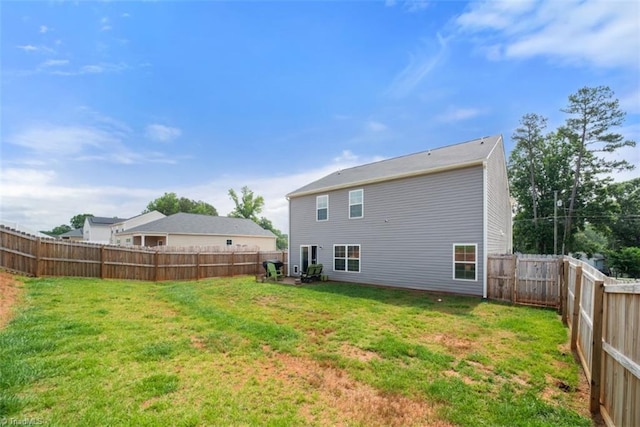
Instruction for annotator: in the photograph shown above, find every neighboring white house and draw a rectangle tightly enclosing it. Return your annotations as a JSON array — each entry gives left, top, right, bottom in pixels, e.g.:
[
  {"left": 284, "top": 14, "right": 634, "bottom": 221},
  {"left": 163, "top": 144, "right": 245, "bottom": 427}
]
[
  {"left": 83, "top": 216, "right": 127, "bottom": 244},
  {"left": 111, "top": 211, "right": 165, "bottom": 245},
  {"left": 114, "top": 212, "right": 277, "bottom": 250},
  {"left": 286, "top": 134, "right": 513, "bottom": 297}
]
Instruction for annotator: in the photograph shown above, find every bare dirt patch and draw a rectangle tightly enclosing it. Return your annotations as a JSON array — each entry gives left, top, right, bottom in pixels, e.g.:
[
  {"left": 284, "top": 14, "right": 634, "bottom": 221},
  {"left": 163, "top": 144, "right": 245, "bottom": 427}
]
[
  {"left": 339, "top": 343, "right": 381, "bottom": 362},
  {"left": 190, "top": 335, "right": 206, "bottom": 350},
  {"left": 0, "top": 270, "right": 22, "bottom": 329},
  {"left": 430, "top": 333, "right": 475, "bottom": 353},
  {"left": 251, "top": 352, "right": 452, "bottom": 427}
]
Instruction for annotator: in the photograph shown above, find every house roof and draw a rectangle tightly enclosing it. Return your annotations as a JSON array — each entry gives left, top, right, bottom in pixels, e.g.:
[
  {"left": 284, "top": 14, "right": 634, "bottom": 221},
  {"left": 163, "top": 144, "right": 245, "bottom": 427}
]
[
  {"left": 287, "top": 134, "right": 502, "bottom": 198},
  {"left": 111, "top": 210, "right": 166, "bottom": 226},
  {"left": 59, "top": 228, "right": 83, "bottom": 238},
  {"left": 88, "top": 216, "right": 127, "bottom": 226},
  {"left": 122, "top": 212, "right": 276, "bottom": 237}
]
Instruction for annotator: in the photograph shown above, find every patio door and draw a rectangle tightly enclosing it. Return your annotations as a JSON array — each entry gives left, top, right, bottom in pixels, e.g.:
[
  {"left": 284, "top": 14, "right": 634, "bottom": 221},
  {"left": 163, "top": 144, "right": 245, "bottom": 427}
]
[{"left": 300, "top": 245, "right": 318, "bottom": 273}]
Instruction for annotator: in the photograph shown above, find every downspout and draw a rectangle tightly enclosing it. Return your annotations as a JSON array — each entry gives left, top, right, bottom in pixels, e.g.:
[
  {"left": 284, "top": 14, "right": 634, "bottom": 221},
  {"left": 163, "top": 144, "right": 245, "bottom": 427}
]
[{"left": 482, "top": 161, "right": 488, "bottom": 299}]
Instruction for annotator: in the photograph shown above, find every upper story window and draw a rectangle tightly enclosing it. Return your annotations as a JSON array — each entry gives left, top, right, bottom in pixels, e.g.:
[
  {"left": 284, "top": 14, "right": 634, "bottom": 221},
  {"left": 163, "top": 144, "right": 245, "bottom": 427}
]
[
  {"left": 349, "top": 189, "right": 363, "bottom": 219},
  {"left": 317, "top": 195, "right": 328, "bottom": 221}
]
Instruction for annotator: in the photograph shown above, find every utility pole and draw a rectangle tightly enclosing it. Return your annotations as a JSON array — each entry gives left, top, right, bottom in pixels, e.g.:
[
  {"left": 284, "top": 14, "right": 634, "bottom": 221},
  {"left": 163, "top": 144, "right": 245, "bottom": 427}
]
[{"left": 554, "top": 190, "right": 558, "bottom": 255}]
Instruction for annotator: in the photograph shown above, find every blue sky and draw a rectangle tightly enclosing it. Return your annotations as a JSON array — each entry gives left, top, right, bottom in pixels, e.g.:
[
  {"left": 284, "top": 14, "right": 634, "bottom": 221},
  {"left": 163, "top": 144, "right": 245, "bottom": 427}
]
[{"left": 1, "top": 0, "right": 639, "bottom": 234}]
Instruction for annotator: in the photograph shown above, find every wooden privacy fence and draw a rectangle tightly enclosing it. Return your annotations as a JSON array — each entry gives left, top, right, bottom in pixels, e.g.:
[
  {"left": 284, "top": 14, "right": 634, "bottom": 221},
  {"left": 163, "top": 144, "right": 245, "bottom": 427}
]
[
  {"left": 0, "top": 226, "right": 287, "bottom": 281},
  {"left": 487, "top": 254, "right": 561, "bottom": 308},
  {"left": 564, "top": 257, "right": 640, "bottom": 427},
  {"left": 489, "top": 253, "right": 639, "bottom": 426}
]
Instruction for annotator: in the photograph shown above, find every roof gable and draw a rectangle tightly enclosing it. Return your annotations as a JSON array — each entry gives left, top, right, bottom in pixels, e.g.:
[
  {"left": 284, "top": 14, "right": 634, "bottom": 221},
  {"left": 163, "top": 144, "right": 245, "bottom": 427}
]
[
  {"left": 287, "top": 135, "right": 502, "bottom": 198},
  {"left": 122, "top": 213, "right": 276, "bottom": 237},
  {"left": 88, "top": 216, "right": 127, "bottom": 226}
]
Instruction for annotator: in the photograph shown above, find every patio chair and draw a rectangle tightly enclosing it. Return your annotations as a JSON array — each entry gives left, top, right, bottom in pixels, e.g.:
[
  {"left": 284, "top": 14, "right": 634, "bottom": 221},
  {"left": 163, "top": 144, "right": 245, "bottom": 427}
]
[
  {"left": 301, "top": 263, "right": 323, "bottom": 283},
  {"left": 265, "top": 262, "right": 284, "bottom": 281}
]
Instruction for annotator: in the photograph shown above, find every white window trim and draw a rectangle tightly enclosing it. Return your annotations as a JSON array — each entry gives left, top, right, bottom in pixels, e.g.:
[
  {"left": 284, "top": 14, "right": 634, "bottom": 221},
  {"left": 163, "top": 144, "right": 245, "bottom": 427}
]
[
  {"left": 452, "top": 243, "right": 478, "bottom": 281},
  {"left": 348, "top": 189, "right": 364, "bottom": 219},
  {"left": 316, "top": 195, "right": 329, "bottom": 222},
  {"left": 333, "top": 244, "right": 361, "bottom": 273}
]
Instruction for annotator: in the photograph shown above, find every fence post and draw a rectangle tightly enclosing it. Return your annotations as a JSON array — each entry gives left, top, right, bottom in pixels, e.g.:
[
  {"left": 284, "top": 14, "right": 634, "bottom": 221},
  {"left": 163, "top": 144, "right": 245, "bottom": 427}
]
[
  {"left": 230, "top": 252, "right": 235, "bottom": 277},
  {"left": 557, "top": 258, "right": 563, "bottom": 315},
  {"left": 590, "top": 279, "right": 605, "bottom": 414},
  {"left": 570, "top": 266, "right": 583, "bottom": 351},
  {"left": 511, "top": 255, "right": 517, "bottom": 304},
  {"left": 562, "top": 259, "right": 569, "bottom": 325},
  {"left": 256, "top": 252, "right": 261, "bottom": 275},
  {"left": 100, "top": 246, "right": 106, "bottom": 279},
  {"left": 195, "top": 253, "right": 201, "bottom": 281},
  {"left": 154, "top": 251, "right": 159, "bottom": 282},
  {"left": 34, "top": 237, "right": 41, "bottom": 277}
]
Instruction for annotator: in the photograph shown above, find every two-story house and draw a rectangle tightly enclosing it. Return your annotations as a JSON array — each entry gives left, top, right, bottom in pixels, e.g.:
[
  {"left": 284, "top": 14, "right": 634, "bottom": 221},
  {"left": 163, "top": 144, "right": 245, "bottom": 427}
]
[{"left": 286, "top": 134, "right": 512, "bottom": 297}]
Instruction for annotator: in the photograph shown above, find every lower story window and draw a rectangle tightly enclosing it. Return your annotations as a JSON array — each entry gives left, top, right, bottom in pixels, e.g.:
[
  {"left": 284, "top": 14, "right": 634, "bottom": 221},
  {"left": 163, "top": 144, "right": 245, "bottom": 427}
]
[
  {"left": 226, "top": 239, "right": 232, "bottom": 245},
  {"left": 453, "top": 244, "right": 477, "bottom": 281},
  {"left": 334, "top": 244, "right": 360, "bottom": 272}
]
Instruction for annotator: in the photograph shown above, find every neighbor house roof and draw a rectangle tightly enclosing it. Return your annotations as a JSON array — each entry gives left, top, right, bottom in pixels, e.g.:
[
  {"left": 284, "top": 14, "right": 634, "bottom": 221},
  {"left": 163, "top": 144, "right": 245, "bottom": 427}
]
[
  {"left": 122, "top": 213, "right": 276, "bottom": 237},
  {"left": 87, "top": 216, "right": 127, "bottom": 225},
  {"left": 287, "top": 134, "right": 502, "bottom": 198},
  {"left": 111, "top": 210, "right": 166, "bottom": 226},
  {"left": 59, "top": 228, "right": 83, "bottom": 238}
]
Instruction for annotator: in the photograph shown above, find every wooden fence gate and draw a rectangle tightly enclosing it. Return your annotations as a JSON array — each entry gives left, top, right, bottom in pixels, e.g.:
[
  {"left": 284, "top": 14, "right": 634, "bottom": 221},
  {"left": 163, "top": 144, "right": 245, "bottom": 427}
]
[{"left": 487, "top": 254, "right": 561, "bottom": 308}]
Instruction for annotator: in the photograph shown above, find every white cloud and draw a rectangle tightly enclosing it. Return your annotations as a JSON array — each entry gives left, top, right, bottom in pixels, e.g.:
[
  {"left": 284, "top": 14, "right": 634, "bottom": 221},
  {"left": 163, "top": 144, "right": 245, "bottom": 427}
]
[
  {"left": 39, "top": 25, "right": 49, "bottom": 34},
  {"left": 145, "top": 124, "right": 182, "bottom": 142},
  {"left": 403, "top": 0, "right": 429, "bottom": 13},
  {"left": 7, "top": 125, "right": 115, "bottom": 155},
  {"left": 39, "top": 59, "right": 69, "bottom": 68},
  {"left": 456, "top": 0, "right": 640, "bottom": 69},
  {"left": 387, "top": 33, "right": 449, "bottom": 97},
  {"left": 100, "top": 17, "right": 111, "bottom": 31},
  {"left": 366, "top": 120, "right": 389, "bottom": 132},
  {"left": 16, "top": 44, "right": 38, "bottom": 52},
  {"left": 435, "top": 106, "right": 483, "bottom": 123},
  {"left": 49, "top": 62, "right": 129, "bottom": 76},
  {"left": 6, "top": 110, "right": 178, "bottom": 166},
  {"left": 0, "top": 167, "right": 160, "bottom": 232},
  {"left": 0, "top": 149, "right": 382, "bottom": 234}
]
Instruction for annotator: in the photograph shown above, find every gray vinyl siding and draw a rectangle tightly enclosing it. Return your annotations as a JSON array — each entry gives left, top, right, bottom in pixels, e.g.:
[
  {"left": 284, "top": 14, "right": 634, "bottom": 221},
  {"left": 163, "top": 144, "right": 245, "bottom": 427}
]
[
  {"left": 486, "top": 138, "right": 513, "bottom": 255},
  {"left": 289, "top": 166, "right": 485, "bottom": 296}
]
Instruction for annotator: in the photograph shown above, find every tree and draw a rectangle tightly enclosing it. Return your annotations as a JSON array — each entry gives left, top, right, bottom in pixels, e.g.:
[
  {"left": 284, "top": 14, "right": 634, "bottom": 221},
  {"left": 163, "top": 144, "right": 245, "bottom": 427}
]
[
  {"left": 42, "top": 224, "right": 72, "bottom": 236},
  {"left": 143, "top": 192, "right": 217, "bottom": 216},
  {"left": 608, "top": 247, "right": 640, "bottom": 278},
  {"left": 606, "top": 178, "right": 640, "bottom": 249},
  {"left": 510, "top": 130, "right": 574, "bottom": 253},
  {"left": 561, "top": 86, "right": 636, "bottom": 252},
  {"left": 70, "top": 214, "right": 94, "bottom": 229},
  {"left": 228, "top": 186, "right": 264, "bottom": 221},
  {"left": 510, "top": 113, "right": 547, "bottom": 250},
  {"left": 257, "top": 217, "right": 288, "bottom": 250}
]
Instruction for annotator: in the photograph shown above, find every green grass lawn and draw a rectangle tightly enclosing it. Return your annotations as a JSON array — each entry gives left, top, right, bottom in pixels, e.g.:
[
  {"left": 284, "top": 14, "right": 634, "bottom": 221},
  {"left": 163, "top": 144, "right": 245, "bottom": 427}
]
[{"left": 0, "top": 275, "right": 592, "bottom": 426}]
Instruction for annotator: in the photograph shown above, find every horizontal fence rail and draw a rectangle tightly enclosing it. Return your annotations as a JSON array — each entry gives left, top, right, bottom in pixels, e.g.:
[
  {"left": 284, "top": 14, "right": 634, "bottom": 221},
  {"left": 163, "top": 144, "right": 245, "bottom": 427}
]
[{"left": 0, "top": 225, "right": 287, "bottom": 282}]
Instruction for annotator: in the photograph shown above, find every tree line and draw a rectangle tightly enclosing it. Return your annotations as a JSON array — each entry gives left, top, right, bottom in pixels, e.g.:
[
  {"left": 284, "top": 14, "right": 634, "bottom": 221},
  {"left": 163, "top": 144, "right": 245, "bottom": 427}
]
[
  {"left": 42, "top": 187, "right": 288, "bottom": 250},
  {"left": 509, "top": 85, "right": 638, "bottom": 277}
]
